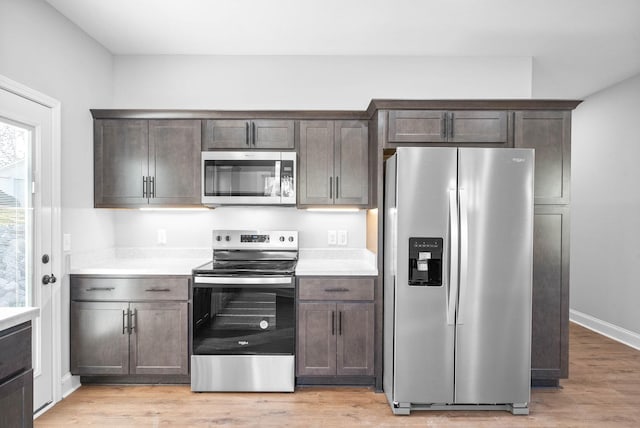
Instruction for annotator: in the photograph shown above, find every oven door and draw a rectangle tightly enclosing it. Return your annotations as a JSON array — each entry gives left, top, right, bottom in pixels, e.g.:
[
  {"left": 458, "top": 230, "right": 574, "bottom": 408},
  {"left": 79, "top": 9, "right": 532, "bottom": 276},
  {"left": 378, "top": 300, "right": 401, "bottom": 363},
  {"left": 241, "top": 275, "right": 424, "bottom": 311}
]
[
  {"left": 191, "top": 276, "right": 295, "bottom": 356},
  {"left": 201, "top": 151, "right": 296, "bottom": 206}
]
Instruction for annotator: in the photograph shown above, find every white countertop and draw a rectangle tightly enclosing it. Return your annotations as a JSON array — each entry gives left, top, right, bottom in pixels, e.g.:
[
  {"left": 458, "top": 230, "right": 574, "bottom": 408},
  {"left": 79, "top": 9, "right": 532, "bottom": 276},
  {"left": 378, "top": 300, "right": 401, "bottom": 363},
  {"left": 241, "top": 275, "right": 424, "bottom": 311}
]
[
  {"left": 0, "top": 307, "right": 40, "bottom": 332},
  {"left": 69, "top": 247, "right": 377, "bottom": 276},
  {"left": 295, "top": 248, "right": 378, "bottom": 276},
  {"left": 70, "top": 247, "right": 210, "bottom": 275}
]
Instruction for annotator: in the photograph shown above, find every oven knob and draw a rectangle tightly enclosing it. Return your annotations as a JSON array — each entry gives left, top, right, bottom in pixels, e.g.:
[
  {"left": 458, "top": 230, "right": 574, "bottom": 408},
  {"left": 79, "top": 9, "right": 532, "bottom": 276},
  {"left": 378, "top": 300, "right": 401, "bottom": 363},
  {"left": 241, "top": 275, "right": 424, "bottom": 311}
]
[
  {"left": 288, "top": 236, "right": 295, "bottom": 242},
  {"left": 215, "top": 235, "right": 221, "bottom": 242},
  {"left": 279, "top": 236, "right": 285, "bottom": 242},
  {"left": 225, "top": 235, "right": 231, "bottom": 242}
]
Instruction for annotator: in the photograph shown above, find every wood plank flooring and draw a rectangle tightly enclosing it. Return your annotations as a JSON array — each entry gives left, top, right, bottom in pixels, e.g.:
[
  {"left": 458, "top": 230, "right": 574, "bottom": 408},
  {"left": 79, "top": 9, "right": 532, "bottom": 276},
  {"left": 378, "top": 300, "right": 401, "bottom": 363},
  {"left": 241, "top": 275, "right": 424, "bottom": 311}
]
[{"left": 35, "top": 323, "right": 640, "bottom": 427}]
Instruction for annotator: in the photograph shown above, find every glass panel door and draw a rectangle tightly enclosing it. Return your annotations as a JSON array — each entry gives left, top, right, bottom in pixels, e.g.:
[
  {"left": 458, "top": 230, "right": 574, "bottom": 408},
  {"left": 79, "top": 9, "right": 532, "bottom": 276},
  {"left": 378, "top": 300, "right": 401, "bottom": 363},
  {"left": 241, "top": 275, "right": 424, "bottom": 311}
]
[{"left": 0, "top": 120, "right": 32, "bottom": 308}]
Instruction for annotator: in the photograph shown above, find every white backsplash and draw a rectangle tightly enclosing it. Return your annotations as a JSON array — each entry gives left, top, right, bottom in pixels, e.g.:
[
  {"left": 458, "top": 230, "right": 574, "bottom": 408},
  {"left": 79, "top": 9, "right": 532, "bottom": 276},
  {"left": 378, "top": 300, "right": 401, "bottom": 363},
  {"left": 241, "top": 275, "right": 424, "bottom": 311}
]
[{"left": 110, "top": 207, "right": 367, "bottom": 249}]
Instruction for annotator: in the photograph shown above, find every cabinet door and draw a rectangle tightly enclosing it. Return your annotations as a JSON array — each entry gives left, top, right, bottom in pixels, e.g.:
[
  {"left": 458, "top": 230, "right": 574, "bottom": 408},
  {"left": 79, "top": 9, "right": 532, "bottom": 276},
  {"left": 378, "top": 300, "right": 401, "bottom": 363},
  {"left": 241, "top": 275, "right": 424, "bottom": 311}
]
[
  {"left": 130, "top": 302, "right": 188, "bottom": 375},
  {"left": 388, "top": 110, "right": 447, "bottom": 143},
  {"left": 202, "top": 119, "right": 250, "bottom": 149},
  {"left": 298, "top": 121, "right": 335, "bottom": 205},
  {"left": 70, "top": 301, "right": 129, "bottom": 375},
  {"left": 514, "top": 111, "right": 571, "bottom": 204},
  {"left": 531, "top": 205, "right": 570, "bottom": 382},
  {"left": 449, "top": 111, "right": 508, "bottom": 144},
  {"left": 334, "top": 121, "right": 369, "bottom": 206},
  {"left": 252, "top": 120, "right": 295, "bottom": 149},
  {"left": 336, "top": 302, "right": 374, "bottom": 376},
  {"left": 148, "top": 120, "right": 202, "bottom": 206},
  {"left": 0, "top": 369, "right": 33, "bottom": 428},
  {"left": 297, "top": 302, "right": 336, "bottom": 376},
  {"left": 94, "top": 119, "right": 149, "bottom": 207}
]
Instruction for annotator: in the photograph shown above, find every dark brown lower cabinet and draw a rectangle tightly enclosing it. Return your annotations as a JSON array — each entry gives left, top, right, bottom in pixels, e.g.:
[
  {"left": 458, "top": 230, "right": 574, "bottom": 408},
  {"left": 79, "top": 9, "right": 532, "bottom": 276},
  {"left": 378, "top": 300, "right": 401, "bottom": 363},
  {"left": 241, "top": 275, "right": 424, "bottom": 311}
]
[
  {"left": 296, "top": 277, "right": 375, "bottom": 383},
  {"left": 0, "top": 322, "right": 33, "bottom": 428},
  {"left": 531, "top": 205, "right": 570, "bottom": 385},
  {"left": 70, "top": 276, "right": 189, "bottom": 378}
]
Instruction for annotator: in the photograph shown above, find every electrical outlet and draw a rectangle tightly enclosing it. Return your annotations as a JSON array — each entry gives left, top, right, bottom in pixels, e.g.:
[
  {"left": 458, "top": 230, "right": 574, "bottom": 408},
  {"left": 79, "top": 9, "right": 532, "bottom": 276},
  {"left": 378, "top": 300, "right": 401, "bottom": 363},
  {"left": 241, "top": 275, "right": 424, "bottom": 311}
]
[
  {"left": 338, "top": 230, "right": 348, "bottom": 246},
  {"left": 157, "top": 229, "right": 167, "bottom": 245},
  {"left": 328, "top": 230, "right": 337, "bottom": 245}
]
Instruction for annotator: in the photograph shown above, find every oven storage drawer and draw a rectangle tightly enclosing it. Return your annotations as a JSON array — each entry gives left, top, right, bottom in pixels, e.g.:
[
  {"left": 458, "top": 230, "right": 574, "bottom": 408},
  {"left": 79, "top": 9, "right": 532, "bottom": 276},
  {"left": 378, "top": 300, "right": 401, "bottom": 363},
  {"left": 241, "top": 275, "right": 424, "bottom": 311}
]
[
  {"left": 298, "top": 277, "right": 374, "bottom": 301},
  {"left": 71, "top": 276, "right": 188, "bottom": 301}
]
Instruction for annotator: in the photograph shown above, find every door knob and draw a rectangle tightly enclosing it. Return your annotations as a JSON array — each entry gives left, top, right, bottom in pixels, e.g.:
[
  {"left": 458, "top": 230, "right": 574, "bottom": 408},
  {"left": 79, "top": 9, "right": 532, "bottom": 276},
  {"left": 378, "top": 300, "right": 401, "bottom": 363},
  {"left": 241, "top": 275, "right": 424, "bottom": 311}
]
[{"left": 42, "top": 274, "right": 57, "bottom": 285}]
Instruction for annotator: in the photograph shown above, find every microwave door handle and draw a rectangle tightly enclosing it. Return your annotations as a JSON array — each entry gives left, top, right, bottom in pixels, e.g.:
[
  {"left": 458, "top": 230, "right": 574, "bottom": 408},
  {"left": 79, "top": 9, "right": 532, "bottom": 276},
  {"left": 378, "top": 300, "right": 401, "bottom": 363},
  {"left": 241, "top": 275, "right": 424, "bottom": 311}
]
[{"left": 275, "top": 160, "right": 281, "bottom": 197}]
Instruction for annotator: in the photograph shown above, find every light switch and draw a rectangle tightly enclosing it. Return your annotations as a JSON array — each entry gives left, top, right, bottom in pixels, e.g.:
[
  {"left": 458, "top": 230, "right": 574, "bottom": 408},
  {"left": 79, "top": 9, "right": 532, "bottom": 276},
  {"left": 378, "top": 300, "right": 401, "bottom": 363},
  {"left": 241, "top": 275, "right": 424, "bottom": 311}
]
[{"left": 63, "top": 234, "right": 71, "bottom": 252}]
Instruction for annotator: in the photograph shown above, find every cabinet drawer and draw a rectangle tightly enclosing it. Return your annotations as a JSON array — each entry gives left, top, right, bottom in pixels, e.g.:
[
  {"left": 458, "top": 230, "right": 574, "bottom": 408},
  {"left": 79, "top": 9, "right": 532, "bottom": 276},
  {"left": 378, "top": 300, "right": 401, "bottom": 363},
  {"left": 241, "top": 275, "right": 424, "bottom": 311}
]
[
  {"left": 71, "top": 276, "right": 189, "bottom": 301},
  {"left": 0, "top": 323, "right": 31, "bottom": 382},
  {"left": 298, "top": 278, "right": 374, "bottom": 301}
]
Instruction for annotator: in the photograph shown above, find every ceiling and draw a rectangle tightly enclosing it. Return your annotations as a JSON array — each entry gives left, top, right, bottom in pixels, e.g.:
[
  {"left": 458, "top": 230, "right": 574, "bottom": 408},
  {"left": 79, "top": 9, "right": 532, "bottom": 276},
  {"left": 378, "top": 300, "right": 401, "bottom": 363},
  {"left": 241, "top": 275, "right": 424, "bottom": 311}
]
[{"left": 45, "top": 0, "right": 640, "bottom": 97}]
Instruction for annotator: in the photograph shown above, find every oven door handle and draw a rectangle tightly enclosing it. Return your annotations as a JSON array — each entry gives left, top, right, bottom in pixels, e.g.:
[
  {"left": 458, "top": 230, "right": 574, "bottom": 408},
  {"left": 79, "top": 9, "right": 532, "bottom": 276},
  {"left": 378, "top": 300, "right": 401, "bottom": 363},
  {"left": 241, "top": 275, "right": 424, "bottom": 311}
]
[{"left": 193, "top": 276, "right": 294, "bottom": 286}]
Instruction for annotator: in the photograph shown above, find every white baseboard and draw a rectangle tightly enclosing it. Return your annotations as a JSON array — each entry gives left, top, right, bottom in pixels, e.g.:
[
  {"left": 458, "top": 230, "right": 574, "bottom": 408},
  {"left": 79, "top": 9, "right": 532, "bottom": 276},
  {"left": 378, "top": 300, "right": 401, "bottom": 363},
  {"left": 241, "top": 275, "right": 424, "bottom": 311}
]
[
  {"left": 61, "top": 372, "right": 82, "bottom": 398},
  {"left": 570, "top": 309, "right": 640, "bottom": 351}
]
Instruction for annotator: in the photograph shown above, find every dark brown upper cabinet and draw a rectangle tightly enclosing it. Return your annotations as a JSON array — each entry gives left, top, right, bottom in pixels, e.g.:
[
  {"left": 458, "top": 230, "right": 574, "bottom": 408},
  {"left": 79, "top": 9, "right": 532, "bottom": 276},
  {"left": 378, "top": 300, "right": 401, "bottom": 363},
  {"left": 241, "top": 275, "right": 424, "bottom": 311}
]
[
  {"left": 514, "top": 111, "right": 571, "bottom": 205},
  {"left": 94, "top": 119, "right": 201, "bottom": 208},
  {"left": 202, "top": 119, "right": 294, "bottom": 150},
  {"left": 298, "top": 120, "right": 369, "bottom": 207},
  {"left": 388, "top": 110, "right": 508, "bottom": 145}
]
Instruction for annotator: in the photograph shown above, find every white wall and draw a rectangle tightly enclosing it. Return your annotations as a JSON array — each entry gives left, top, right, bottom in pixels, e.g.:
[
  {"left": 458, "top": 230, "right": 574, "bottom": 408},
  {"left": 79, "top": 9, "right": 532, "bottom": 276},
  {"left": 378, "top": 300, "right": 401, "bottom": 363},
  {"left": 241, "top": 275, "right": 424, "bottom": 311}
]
[
  {"left": 112, "top": 208, "right": 365, "bottom": 249},
  {"left": 0, "top": 0, "right": 114, "bottom": 388},
  {"left": 571, "top": 72, "right": 640, "bottom": 341},
  {"left": 112, "top": 55, "right": 533, "bottom": 109}
]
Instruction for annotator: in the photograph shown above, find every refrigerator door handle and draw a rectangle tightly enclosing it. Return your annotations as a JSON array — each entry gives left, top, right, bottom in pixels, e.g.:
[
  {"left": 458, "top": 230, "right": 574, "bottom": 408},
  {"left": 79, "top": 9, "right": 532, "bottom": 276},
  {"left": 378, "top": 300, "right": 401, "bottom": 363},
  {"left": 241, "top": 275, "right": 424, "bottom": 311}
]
[
  {"left": 447, "top": 188, "right": 459, "bottom": 326},
  {"left": 457, "top": 187, "right": 469, "bottom": 325}
]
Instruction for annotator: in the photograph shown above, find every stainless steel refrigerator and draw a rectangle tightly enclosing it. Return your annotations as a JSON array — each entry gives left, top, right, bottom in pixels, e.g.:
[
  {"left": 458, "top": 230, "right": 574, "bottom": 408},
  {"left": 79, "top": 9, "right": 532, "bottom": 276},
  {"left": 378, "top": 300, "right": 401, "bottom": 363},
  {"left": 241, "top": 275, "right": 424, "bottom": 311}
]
[{"left": 383, "top": 147, "right": 534, "bottom": 415}]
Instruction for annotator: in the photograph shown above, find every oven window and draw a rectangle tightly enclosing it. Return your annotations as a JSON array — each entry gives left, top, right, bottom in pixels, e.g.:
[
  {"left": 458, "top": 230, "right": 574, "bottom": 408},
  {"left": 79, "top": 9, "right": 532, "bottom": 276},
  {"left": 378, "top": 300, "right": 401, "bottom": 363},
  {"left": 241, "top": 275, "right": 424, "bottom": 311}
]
[
  {"left": 204, "top": 160, "right": 280, "bottom": 197},
  {"left": 192, "top": 286, "right": 295, "bottom": 355}
]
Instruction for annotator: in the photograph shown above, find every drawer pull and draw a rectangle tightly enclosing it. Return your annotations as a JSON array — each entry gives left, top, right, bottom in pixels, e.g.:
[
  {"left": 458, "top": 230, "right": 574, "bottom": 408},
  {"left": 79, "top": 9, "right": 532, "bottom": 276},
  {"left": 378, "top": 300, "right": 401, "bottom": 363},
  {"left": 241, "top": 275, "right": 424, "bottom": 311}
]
[
  {"left": 324, "top": 287, "right": 349, "bottom": 293},
  {"left": 145, "top": 288, "right": 171, "bottom": 292},
  {"left": 86, "top": 287, "right": 115, "bottom": 291}
]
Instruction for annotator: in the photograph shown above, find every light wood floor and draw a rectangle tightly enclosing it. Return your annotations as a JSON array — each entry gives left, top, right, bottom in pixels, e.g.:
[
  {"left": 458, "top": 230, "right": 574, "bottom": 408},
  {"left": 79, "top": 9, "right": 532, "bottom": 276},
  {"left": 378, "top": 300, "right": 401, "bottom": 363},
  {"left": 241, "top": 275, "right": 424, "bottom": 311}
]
[{"left": 35, "top": 323, "right": 640, "bottom": 427}]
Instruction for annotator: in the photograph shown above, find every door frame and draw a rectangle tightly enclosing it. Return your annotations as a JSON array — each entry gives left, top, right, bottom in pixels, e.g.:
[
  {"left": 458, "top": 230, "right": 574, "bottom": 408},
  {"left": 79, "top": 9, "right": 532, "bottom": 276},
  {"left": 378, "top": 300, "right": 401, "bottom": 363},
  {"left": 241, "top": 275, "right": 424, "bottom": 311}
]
[{"left": 0, "top": 74, "right": 62, "bottom": 414}]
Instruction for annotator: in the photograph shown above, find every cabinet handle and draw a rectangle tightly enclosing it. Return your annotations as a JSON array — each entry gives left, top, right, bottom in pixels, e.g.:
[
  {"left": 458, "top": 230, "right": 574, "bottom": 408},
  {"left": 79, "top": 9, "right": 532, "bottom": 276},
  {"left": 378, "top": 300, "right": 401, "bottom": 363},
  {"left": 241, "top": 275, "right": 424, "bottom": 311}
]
[
  {"left": 324, "top": 287, "right": 349, "bottom": 293},
  {"left": 449, "top": 112, "right": 455, "bottom": 138},
  {"left": 246, "top": 122, "right": 250, "bottom": 146},
  {"left": 142, "top": 176, "right": 147, "bottom": 198},
  {"left": 130, "top": 308, "right": 137, "bottom": 334},
  {"left": 335, "top": 176, "right": 339, "bottom": 199},
  {"left": 339, "top": 311, "right": 342, "bottom": 336},
  {"left": 145, "top": 288, "right": 171, "bottom": 292},
  {"left": 331, "top": 311, "right": 335, "bottom": 336},
  {"left": 150, "top": 176, "right": 155, "bottom": 198},
  {"left": 442, "top": 113, "right": 447, "bottom": 139},
  {"left": 252, "top": 122, "right": 256, "bottom": 146},
  {"left": 329, "top": 177, "right": 333, "bottom": 199},
  {"left": 86, "top": 287, "right": 115, "bottom": 291},
  {"left": 122, "top": 310, "right": 128, "bottom": 335}
]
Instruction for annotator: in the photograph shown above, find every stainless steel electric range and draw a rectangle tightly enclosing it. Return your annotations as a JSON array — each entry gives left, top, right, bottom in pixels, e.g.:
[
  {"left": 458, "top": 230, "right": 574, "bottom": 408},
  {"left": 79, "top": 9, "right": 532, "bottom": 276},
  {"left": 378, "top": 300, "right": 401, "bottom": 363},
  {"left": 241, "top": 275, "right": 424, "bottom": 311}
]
[{"left": 191, "top": 230, "right": 298, "bottom": 392}]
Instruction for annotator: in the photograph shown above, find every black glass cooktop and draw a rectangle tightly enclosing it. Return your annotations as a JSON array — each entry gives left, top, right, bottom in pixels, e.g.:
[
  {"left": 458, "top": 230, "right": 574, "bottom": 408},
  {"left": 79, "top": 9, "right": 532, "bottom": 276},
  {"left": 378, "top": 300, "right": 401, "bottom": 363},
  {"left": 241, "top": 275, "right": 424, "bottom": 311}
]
[{"left": 193, "top": 259, "right": 297, "bottom": 275}]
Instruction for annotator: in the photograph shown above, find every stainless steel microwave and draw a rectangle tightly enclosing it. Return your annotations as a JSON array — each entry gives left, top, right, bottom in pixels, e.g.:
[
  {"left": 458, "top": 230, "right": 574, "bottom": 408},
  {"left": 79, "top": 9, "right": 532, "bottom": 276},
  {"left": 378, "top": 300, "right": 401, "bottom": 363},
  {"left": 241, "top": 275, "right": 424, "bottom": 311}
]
[{"left": 201, "top": 151, "right": 296, "bottom": 206}]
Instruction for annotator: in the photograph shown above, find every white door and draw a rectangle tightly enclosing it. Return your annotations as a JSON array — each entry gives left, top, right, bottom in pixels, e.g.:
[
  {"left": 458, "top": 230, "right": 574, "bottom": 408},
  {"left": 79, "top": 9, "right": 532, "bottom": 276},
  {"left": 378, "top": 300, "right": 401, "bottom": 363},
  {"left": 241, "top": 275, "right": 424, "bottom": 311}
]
[{"left": 0, "top": 86, "right": 54, "bottom": 412}]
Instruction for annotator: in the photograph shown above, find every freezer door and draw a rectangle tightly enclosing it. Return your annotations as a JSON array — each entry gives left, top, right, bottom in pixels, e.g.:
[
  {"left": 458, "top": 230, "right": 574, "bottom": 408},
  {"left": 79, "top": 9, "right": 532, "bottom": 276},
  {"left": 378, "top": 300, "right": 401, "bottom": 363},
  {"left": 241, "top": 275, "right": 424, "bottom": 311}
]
[
  {"left": 455, "top": 148, "right": 534, "bottom": 405},
  {"left": 392, "top": 147, "right": 457, "bottom": 404}
]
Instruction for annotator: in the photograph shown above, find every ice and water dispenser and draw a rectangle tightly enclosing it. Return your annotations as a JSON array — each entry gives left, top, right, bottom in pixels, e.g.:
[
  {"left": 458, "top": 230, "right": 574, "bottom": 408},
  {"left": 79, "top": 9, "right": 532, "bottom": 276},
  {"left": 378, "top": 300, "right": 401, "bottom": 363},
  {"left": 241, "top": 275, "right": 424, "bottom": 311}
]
[{"left": 408, "top": 237, "right": 443, "bottom": 286}]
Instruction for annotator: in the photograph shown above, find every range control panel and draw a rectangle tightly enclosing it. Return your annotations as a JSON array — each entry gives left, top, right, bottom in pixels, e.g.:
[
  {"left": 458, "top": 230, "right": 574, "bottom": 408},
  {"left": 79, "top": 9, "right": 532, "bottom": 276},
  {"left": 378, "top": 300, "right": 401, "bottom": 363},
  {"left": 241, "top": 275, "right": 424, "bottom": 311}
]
[
  {"left": 212, "top": 230, "right": 298, "bottom": 250},
  {"left": 408, "top": 237, "right": 443, "bottom": 286}
]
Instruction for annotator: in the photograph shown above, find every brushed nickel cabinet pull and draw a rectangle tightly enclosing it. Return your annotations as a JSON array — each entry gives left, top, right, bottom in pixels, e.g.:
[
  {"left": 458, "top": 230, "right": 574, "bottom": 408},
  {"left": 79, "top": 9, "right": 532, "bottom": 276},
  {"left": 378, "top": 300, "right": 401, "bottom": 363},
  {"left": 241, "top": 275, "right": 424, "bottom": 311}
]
[
  {"left": 335, "top": 176, "right": 339, "bottom": 199},
  {"left": 325, "top": 287, "right": 349, "bottom": 293},
  {"left": 122, "top": 310, "right": 127, "bottom": 335},
  {"left": 86, "top": 287, "right": 115, "bottom": 291},
  {"left": 331, "top": 311, "right": 335, "bottom": 336},
  {"left": 130, "top": 308, "right": 137, "bottom": 334},
  {"left": 143, "top": 176, "right": 147, "bottom": 197},
  {"left": 245, "top": 122, "right": 250, "bottom": 146},
  {"left": 339, "top": 311, "right": 343, "bottom": 336},
  {"left": 329, "top": 177, "right": 333, "bottom": 199},
  {"left": 145, "top": 288, "right": 171, "bottom": 292}
]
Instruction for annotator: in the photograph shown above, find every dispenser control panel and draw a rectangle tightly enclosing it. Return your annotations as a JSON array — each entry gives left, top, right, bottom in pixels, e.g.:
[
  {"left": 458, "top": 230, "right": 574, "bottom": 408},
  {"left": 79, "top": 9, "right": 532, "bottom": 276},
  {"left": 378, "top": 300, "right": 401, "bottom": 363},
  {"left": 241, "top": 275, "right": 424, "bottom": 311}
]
[{"left": 408, "top": 237, "right": 443, "bottom": 286}]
